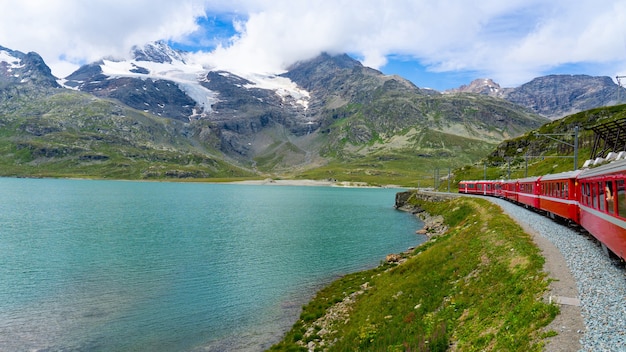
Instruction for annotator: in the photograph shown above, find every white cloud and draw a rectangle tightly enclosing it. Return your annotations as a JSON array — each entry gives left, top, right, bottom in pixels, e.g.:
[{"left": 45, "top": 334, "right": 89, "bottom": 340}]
[
  {"left": 1, "top": 0, "right": 626, "bottom": 86},
  {"left": 194, "top": 0, "right": 626, "bottom": 85},
  {"left": 0, "top": 0, "right": 206, "bottom": 77}
]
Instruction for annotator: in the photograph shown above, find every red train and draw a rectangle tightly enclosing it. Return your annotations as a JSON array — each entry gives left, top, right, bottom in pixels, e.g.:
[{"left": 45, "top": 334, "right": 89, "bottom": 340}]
[{"left": 459, "top": 159, "right": 626, "bottom": 261}]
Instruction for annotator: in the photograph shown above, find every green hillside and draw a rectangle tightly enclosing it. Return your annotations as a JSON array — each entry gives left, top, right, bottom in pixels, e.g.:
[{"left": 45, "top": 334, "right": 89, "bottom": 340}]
[
  {"left": 448, "top": 104, "right": 626, "bottom": 188},
  {"left": 0, "top": 84, "right": 547, "bottom": 184},
  {"left": 0, "top": 88, "right": 253, "bottom": 179}
]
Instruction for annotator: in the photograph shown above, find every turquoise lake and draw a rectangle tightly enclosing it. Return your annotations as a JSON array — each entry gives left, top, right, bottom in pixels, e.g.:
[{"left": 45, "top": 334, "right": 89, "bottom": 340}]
[{"left": 0, "top": 178, "right": 424, "bottom": 351}]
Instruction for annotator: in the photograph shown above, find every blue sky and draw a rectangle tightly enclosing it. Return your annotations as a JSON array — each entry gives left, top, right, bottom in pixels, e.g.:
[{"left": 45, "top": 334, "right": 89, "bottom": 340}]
[{"left": 2, "top": 0, "right": 626, "bottom": 91}]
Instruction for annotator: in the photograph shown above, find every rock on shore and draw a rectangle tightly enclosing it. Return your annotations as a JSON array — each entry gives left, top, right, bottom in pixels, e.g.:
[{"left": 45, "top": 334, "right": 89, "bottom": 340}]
[{"left": 395, "top": 190, "right": 454, "bottom": 238}]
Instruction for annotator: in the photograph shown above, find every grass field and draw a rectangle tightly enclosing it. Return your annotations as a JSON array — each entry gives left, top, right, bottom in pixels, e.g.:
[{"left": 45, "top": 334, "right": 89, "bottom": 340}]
[{"left": 270, "top": 194, "right": 558, "bottom": 351}]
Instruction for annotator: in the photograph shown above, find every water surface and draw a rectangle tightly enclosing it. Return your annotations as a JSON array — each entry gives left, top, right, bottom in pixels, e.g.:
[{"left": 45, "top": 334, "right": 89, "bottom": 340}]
[{"left": 0, "top": 178, "right": 423, "bottom": 351}]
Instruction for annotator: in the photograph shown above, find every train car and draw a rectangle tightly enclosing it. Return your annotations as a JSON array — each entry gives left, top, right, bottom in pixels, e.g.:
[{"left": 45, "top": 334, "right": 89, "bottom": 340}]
[
  {"left": 492, "top": 180, "right": 504, "bottom": 197},
  {"left": 458, "top": 180, "right": 476, "bottom": 194},
  {"left": 577, "top": 159, "right": 626, "bottom": 260},
  {"left": 538, "top": 170, "right": 582, "bottom": 223},
  {"left": 502, "top": 179, "right": 518, "bottom": 202},
  {"left": 515, "top": 176, "right": 542, "bottom": 209},
  {"left": 481, "top": 180, "right": 497, "bottom": 196},
  {"left": 458, "top": 180, "right": 496, "bottom": 195}
]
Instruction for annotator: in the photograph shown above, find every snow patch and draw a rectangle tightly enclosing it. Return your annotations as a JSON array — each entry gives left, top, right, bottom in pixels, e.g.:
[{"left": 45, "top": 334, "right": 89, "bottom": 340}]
[
  {"left": 99, "top": 59, "right": 220, "bottom": 115},
  {"left": 61, "top": 42, "right": 311, "bottom": 117},
  {"left": 0, "top": 50, "right": 23, "bottom": 69},
  {"left": 241, "top": 72, "right": 310, "bottom": 110}
]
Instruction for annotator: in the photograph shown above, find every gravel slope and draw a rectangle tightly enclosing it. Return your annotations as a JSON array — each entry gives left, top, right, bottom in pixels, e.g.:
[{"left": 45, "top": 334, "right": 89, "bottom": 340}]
[{"left": 488, "top": 197, "right": 626, "bottom": 352}]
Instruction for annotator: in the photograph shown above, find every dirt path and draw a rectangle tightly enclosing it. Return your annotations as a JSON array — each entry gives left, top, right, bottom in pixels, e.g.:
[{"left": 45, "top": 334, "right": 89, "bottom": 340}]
[{"left": 494, "top": 202, "right": 585, "bottom": 352}]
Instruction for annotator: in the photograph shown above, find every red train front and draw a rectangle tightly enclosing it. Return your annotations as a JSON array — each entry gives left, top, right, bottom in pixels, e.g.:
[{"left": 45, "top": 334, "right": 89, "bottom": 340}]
[{"left": 577, "top": 160, "right": 626, "bottom": 260}]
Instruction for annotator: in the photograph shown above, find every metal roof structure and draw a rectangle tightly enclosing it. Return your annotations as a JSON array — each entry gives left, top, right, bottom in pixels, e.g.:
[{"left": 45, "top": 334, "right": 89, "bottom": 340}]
[{"left": 588, "top": 117, "right": 626, "bottom": 159}]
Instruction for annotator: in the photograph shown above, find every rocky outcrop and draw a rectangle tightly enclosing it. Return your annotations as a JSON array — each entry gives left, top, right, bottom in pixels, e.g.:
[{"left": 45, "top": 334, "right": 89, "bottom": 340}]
[
  {"left": 299, "top": 281, "right": 371, "bottom": 351},
  {"left": 395, "top": 190, "right": 457, "bottom": 238},
  {"left": 394, "top": 190, "right": 458, "bottom": 210},
  {"left": 415, "top": 212, "right": 447, "bottom": 238}
]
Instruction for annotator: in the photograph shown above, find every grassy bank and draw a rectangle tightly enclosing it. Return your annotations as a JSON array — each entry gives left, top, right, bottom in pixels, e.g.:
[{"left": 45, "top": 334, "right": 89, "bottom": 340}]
[{"left": 270, "top": 194, "right": 558, "bottom": 351}]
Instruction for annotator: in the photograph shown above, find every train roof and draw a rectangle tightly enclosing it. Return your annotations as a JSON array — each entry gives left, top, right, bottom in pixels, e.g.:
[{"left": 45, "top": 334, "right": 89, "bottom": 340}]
[
  {"left": 578, "top": 158, "right": 626, "bottom": 179},
  {"left": 539, "top": 169, "right": 583, "bottom": 181},
  {"left": 459, "top": 180, "right": 503, "bottom": 183},
  {"left": 515, "top": 175, "right": 541, "bottom": 183}
]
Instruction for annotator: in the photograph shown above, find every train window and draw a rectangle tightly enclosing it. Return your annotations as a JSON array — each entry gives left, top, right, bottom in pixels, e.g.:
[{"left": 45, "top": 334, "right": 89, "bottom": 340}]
[
  {"left": 547, "top": 183, "right": 551, "bottom": 196},
  {"left": 598, "top": 182, "right": 605, "bottom": 211},
  {"left": 554, "top": 182, "right": 561, "bottom": 198},
  {"left": 548, "top": 183, "right": 554, "bottom": 197},
  {"left": 580, "top": 183, "right": 584, "bottom": 204},
  {"left": 554, "top": 182, "right": 558, "bottom": 197},
  {"left": 585, "top": 183, "right": 591, "bottom": 205},
  {"left": 564, "top": 183, "right": 568, "bottom": 198},
  {"left": 592, "top": 183, "right": 599, "bottom": 209},
  {"left": 579, "top": 183, "right": 583, "bottom": 203},
  {"left": 554, "top": 183, "right": 557, "bottom": 196},
  {"left": 618, "top": 180, "right": 626, "bottom": 217},
  {"left": 606, "top": 181, "right": 614, "bottom": 214}
]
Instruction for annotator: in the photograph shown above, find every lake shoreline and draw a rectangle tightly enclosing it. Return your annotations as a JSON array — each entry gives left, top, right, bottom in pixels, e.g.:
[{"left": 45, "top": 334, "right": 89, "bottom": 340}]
[{"left": 227, "top": 178, "right": 405, "bottom": 188}]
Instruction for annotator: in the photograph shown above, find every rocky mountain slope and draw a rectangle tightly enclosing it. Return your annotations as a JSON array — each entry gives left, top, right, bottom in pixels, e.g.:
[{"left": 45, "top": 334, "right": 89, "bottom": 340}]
[
  {"left": 448, "top": 75, "right": 625, "bottom": 119},
  {"left": 0, "top": 45, "right": 59, "bottom": 89},
  {"left": 0, "top": 45, "right": 252, "bottom": 179},
  {"left": 54, "top": 43, "right": 548, "bottom": 168},
  {"left": 0, "top": 42, "right": 570, "bottom": 182}
]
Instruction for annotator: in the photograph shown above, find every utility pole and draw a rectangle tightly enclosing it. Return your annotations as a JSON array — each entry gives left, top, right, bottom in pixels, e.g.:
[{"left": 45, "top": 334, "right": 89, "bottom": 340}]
[
  {"left": 525, "top": 154, "right": 528, "bottom": 177},
  {"left": 535, "top": 125, "right": 579, "bottom": 171},
  {"left": 506, "top": 157, "right": 511, "bottom": 179}
]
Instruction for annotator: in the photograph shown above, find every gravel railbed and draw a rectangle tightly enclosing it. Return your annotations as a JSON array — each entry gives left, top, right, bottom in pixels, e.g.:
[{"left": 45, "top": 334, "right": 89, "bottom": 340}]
[{"left": 488, "top": 198, "right": 626, "bottom": 352}]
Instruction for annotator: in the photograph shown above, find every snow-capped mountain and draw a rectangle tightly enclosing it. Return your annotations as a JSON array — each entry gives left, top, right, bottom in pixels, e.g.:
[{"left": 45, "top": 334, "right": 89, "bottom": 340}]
[
  {"left": 131, "top": 41, "right": 186, "bottom": 64},
  {"left": 0, "top": 45, "right": 59, "bottom": 88},
  {"left": 62, "top": 41, "right": 310, "bottom": 122},
  {"left": 2, "top": 41, "right": 620, "bottom": 171},
  {"left": 0, "top": 42, "right": 555, "bottom": 175}
]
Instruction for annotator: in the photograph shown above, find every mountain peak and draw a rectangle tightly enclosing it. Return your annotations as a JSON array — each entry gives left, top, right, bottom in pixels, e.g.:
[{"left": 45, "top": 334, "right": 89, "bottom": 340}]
[
  {"left": 447, "top": 78, "right": 501, "bottom": 95},
  {"left": 0, "top": 45, "right": 59, "bottom": 88},
  {"left": 130, "top": 41, "right": 186, "bottom": 64}
]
